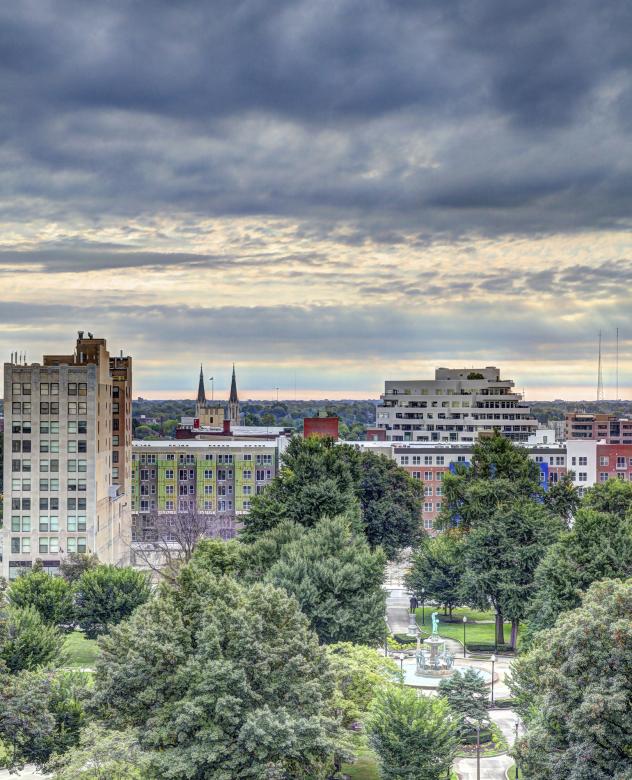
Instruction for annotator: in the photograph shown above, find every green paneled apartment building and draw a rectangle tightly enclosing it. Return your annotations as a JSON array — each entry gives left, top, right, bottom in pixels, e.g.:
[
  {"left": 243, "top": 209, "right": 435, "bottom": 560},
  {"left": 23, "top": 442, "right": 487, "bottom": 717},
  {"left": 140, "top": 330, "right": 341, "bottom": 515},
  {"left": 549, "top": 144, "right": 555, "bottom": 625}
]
[{"left": 131, "top": 439, "right": 279, "bottom": 541}]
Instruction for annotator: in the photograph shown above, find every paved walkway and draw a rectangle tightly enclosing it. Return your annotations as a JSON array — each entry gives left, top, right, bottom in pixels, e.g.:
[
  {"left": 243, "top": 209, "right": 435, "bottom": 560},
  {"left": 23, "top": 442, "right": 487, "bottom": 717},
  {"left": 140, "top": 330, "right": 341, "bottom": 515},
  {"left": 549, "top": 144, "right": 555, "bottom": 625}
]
[{"left": 0, "top": 768, "right": 49, "bottom": 779}]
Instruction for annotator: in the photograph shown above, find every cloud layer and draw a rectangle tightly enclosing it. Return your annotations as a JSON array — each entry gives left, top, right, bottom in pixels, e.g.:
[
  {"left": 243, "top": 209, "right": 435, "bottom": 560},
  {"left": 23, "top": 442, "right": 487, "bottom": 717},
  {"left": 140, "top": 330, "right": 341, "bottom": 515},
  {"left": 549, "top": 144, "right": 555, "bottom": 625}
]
[{"left": 1, "top": 0, "right": 631, "bottom": 397}]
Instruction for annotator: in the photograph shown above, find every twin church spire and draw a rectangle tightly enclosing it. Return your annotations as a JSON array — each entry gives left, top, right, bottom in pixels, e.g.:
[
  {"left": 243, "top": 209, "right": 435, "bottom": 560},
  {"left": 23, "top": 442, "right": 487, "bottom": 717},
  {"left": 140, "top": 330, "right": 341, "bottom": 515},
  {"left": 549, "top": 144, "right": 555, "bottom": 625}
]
[{"left": 196, "top": 364, "right": 240, "bottom": 423}]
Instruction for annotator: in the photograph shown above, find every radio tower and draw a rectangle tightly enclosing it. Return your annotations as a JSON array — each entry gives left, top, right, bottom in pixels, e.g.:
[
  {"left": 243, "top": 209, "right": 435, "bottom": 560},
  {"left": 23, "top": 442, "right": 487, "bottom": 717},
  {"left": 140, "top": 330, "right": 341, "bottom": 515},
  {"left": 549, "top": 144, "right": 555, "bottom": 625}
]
[
  {"left": 597, "top": 331, "right": 604, "bottom": 402},
  {"left": 616, "top": 327, "right": 619, "bottom": 401}
]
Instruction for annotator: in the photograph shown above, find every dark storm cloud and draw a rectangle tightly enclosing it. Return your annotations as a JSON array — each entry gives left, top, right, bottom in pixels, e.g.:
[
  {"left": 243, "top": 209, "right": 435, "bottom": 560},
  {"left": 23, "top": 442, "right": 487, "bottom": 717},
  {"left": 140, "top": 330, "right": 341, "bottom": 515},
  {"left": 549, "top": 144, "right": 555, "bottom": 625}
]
[{"left": 1, "top": 0, "right": 632, "bottom": 240}]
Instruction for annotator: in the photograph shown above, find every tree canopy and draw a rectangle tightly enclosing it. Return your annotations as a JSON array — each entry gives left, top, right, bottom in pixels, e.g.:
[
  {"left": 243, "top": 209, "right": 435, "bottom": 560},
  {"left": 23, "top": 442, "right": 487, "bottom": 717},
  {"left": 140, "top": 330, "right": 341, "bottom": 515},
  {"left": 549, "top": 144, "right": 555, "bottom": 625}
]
[
  {"left": 8, "top": 570, "right": 75, "bottom": 629},
  {"left": 0, "top": 605, "right": 64, "bottom": 673},
  {"left": 509, "top": 579, "right": 632, "bottom": 780},
  {"left": 90, "top": 568, "right": 344, "bottom": 779},
  {"left": 267, "top": 515, "right": 387, "bottom": 645},
  {"left": 367, "top": 685, "right": 457, "bottom": 780},
  {"left": 243, "top": 436, "right": 423, "bottom": 557},
  {"left": 438, "top": 668, "right": 489, "bottom": 741},
  {"left": 405, "top": 532, "right": 464, "bottom": 616}
]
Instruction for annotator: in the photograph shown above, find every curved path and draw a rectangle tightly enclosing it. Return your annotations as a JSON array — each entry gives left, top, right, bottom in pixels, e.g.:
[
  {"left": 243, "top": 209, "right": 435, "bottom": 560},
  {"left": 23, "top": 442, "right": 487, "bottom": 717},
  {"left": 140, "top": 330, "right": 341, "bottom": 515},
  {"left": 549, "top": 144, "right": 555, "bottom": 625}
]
[{"left": 385, "top": 585, "right": 517, "bottom": 780}]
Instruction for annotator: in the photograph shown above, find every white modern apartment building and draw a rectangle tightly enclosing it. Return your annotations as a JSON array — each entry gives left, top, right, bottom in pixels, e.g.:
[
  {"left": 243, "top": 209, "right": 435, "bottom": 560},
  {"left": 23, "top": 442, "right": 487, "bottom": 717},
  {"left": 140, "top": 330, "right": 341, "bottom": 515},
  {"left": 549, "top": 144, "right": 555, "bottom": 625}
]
[
  {"left": 2, "top": 334, "right": 132, "bottom": 580},
  {"left": 374, "top": 366, "right": 538, "bottom": 443}
]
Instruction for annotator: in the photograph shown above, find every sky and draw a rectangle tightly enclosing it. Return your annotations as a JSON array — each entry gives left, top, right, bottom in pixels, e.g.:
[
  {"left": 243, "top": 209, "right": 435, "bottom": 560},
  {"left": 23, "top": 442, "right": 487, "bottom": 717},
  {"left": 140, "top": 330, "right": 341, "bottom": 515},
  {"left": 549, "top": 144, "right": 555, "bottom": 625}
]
[{"left": 1, "top": 0, "right": 631, "bottom": 401}]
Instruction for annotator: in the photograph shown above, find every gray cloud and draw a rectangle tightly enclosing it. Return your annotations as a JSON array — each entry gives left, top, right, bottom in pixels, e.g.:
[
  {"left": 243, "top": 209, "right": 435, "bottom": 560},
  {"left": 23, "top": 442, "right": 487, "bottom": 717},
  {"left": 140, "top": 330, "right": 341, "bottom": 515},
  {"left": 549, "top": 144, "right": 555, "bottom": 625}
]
[{"left": 0, "top": 0, "right": 631, "bottom": 238}]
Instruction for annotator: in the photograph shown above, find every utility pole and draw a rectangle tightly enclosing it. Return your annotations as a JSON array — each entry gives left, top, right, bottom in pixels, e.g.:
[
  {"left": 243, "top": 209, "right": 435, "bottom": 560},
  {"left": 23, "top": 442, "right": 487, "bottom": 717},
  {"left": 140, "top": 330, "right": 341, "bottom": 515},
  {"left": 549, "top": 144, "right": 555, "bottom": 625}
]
[
  {"left": 616, "top": 327, "right": 619, "bottom": 401},
  {"left": 597, "top": 331, "right": 604, "bottom": 402}
]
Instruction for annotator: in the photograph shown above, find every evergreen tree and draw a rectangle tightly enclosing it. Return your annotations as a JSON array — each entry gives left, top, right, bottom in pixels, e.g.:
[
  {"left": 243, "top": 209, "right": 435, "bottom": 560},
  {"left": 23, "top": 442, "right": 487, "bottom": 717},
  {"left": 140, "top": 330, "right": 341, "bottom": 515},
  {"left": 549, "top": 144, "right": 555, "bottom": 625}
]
[
  {"left": 367, "top": 685, "right": 457, "bottom": 780},
  {"left": 405, "top": 533, "right": 464, "bottom": 616},
  {"left": 75, "top": 565, "right": 151, "bottom": 639},
  {"left": 48, "top": 724, "right": 147, "bottom": 780},
  {"left": 0, "top": 605, "right": 64, "bottom": 673},
  {"left": 267, "top": 515, "right": 387, "bottom": 645},
  {"left": 90, "top": 569, "right": 344, "bottom": 779},
  {"left": 509, "top": 579, "right": 632, "bottom": 780},
  {"left": 8, "top": 570, "right": 75, "bottom": 628},
  {"left": 438, "top": 668, "right": 489, "bottom": 741}
]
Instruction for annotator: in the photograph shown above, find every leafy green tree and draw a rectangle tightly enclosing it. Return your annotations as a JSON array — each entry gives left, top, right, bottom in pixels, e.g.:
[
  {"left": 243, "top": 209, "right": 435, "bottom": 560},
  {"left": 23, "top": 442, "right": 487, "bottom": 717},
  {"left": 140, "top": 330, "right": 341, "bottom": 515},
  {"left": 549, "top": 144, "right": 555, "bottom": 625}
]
[
  {"left": 582, "top": 477, "right": 632, "bottom": 518},
  {"left": 8, "top": 570, "right": 75, "bottom": 628},
  {"left": 267, "top": 515, "right": 387, "bottom": 645},
  {"left": 460, "top": 499, "right": 563, "bottom": 647},
  {"left": 244, "top": 437, "right": 423, "bottom": 557},
  {"left": 75, "top": 566, "right": 151, "bottom": 639},
  {"left": 356, "top": 450, "right": 424, "bottom": 557},
  {"left": 49, "top": 724, "right": 147, "bottom": 780},
  {"left": 90, "top": 569, "right": 344, "bottom": 779},
  {"left": 527, "top": 507, "right": 632, "bottom": 635},
  {"left": 0, "top": 606, "right": 64, "bottom": 673},
  {"left": 325, "top": 643, "right": 400, "bottom": 728},
  {"left": 439, "top": 434, "right": 561, "bottom": 646},
  {"left": 544, "top": 472, "right": 580, "bottom": 524},
  {"left": 244, "top": 436, "right": 359, "bottom": 537},
  {"left": 367, "top": 685, "right": 457, "bottom": 780},
  {"left": 0, "top": 669, "right": 55, "bottom": 767},
  {"left": 405, "top": 533, "right": 464, "bottom": 616},
  {"left": 60, "top": 553, "right": 99, "bottom": 584},
  {"left": 438, "top": 668, "right": 489, "bottom": 742},
  {"left": 509, "top": 579, "right": 632, "bottom": 780}
]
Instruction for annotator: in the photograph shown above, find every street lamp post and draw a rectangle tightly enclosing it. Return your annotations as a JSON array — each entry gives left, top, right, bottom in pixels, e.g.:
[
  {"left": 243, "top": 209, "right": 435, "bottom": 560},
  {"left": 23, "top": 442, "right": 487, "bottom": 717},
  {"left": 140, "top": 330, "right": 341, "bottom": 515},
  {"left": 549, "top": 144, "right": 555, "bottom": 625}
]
[
  {"left": 476, "top": 721, "right": 481, "bottom": 780},
  {"left": 397, "top": 653, "right": 405, "bottom": 680},
  {"left": 515, "top": 720, "right": 520, "bottom": 778},
  {"left": 490, "top": 654, "right": 497, "bottom": 707},
  {"left": 384, "top": 616, "right": 389, "bottom": 657},
  {"left": 462, "top": 616, "right": 467, "bottom": 657}
]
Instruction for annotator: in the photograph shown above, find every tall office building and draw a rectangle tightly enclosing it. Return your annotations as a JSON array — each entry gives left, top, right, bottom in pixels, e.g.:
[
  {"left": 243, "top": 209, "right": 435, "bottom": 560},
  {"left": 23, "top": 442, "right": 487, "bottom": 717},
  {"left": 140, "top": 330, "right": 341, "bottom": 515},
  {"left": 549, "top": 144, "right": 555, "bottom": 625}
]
[
  {"left": 374, "top": 366, "right": 538, "bottom": 443},
  {"left": 2, "top": 333, "right": 132, "bottom": 580}
]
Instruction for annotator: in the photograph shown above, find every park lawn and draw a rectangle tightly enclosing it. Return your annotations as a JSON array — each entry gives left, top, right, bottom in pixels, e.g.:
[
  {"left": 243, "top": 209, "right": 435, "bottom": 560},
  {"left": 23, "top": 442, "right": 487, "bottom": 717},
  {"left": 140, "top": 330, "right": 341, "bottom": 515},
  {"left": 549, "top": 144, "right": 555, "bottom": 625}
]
[
  {"left": 342, "top": 750, "right": 457, "bottom": 780},
  {"left": 415, "top": 607, "right": 517, "bottom": 647},
  {"left": 63, "top": 630, "right": 99, "bottom": 669}
]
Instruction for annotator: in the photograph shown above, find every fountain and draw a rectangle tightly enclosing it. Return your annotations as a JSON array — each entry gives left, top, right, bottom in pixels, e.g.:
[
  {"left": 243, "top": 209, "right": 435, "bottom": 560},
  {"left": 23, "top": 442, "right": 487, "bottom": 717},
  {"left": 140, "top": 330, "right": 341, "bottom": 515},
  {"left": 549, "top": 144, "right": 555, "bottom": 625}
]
[
  {"left": 397, "top": 610, "right": 491, "bottom": 690},
  {"left": 415, "top": 611, "right": 455, "bottom": 677}
]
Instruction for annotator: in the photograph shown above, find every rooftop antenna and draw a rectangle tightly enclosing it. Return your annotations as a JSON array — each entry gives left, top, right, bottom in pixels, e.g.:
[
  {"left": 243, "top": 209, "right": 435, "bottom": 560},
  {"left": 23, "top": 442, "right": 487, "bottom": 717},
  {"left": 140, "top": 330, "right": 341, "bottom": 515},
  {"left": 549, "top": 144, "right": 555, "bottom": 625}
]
[
  {"left": 616, "top": 327, "right": 619, "bottom": 401},
  {"left": 597, "top": 331, "right": 604, "bottom": 402}
]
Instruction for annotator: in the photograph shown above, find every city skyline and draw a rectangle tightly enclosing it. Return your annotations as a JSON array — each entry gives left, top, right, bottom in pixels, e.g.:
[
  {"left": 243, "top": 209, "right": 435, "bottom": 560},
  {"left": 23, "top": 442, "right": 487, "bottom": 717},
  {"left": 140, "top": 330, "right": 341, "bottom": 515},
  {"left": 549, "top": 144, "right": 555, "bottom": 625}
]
[{"left": 1, "top": 1, "right": 631, "bottom": 400}]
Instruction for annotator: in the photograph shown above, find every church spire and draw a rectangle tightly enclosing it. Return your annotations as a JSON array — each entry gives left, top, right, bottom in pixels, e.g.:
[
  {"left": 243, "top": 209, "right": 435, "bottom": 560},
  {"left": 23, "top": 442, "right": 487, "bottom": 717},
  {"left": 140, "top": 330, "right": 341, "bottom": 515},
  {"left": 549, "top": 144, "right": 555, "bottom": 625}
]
[
  {"left": 197, "top": 364, "right": 206, "bottom": 404},
  {"left": 228, "top": 364, "right": 240, "bottom": 423}
]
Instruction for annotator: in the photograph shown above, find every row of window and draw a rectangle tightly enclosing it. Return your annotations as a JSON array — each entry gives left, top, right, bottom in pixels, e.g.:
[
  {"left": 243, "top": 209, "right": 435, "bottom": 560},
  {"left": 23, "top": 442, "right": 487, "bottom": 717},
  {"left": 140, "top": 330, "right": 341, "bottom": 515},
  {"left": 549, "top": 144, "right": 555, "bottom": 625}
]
[
  {"left": 138, "top": 499, "right": 237, "bottom": 512},
  {"left": 11, "top": 516, "right": 87, "bottom": 532},
  {"left": 10, "top": 537, "right": 87, "bottom": 554},
  {"left": 12, "top": 402, "right": 89, "bottom": 415},
  {"left": 423, "top": 502, "right": 442, "bottom": 513},
  {"left": 400, "top": 455, "right": 450, "bottom": 465},
  {"left": 12, "top": 420, "right": 88, "bottom": 434},
  {"left": 11, "top": 478, "right": 87, "bottom": 492},
  {"left": 11, "top": 459, "right": 89, "bottom": 473},
  {"left": 12, "top": 382, "right": 87, "bottom": 396},
  {"left": 135, "top": 452, "right": 274, "bottom": 465},
  {"left": 11, "top": 497, "right": 87, "bottom": 510},
  {"left": 411, "top": 471, "right": 445, "bottom": 481}
]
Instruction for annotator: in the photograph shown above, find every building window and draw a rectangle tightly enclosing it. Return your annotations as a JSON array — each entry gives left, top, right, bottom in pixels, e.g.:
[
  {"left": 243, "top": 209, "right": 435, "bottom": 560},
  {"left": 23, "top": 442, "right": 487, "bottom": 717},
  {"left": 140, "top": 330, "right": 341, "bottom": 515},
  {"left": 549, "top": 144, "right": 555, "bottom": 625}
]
[
  {"left": 423, "top": 502, "right": 433, "bottom": 512},
  {"left": 578, "top": 472, "right": 588, "bottom": 482},
  {"left": 424, "top": 486, "right": 433, "bottom": 496},
  {"left": 411, "top": 471, "right": 421, "bottom": 479},
  {"left": 599, "top": 472, "right": 609, "bottom": 482}
]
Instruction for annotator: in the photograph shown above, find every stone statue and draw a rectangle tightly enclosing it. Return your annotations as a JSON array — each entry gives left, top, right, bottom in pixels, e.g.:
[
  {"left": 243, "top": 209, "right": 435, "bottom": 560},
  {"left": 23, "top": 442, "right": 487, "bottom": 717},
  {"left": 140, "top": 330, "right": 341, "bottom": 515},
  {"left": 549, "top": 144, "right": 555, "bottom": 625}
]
[{"left": 431, "top": 611, "right": 440, "bottom": 636}]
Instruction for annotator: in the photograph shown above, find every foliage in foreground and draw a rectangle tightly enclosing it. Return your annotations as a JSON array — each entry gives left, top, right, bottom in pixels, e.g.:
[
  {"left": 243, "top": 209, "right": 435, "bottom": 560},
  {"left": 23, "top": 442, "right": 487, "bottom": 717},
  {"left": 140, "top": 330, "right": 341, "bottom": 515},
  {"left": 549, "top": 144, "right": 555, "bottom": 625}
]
[
  {"left": 49, "top": 723, "right": 146, "bottom": 780},
  {"left": 90, "top": 567, "right": 344, "bottom": 779},
  {"left": 0, "top": 605, "right": 64, "bottom": 673},
  {"left": 367, "top": 685, "right": 457, "bottom": 780},
  {"left": 7, "top": 570, "right": 75, "bottom": 629},
  {"left": 438, "top": 668, "right": 490, "bottom": 742},
  {"left": 509, "top": 578, "right": 632, "bottom": 780}
]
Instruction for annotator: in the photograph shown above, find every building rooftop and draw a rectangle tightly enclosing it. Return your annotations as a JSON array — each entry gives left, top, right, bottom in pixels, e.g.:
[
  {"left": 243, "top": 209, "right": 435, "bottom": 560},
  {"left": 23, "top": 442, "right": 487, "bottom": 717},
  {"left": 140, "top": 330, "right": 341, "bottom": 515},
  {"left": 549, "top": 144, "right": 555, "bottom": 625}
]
[{"left": 133, "top": 438, "right": 281, "bottom": 449}]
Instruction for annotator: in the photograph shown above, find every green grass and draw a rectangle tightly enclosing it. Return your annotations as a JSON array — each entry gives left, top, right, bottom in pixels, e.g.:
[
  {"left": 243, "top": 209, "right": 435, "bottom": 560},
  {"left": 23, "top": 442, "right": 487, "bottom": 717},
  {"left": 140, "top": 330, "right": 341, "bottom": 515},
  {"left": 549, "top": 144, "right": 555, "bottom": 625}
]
[
  {"left": 62, "top": 630, "right": 99, "bottom": 669},
  {"left": 415, "top": 607, "right": 517, "bottom": 647},
  {"left": 341, "top": 750, "right": 457, "bottom": 780}
]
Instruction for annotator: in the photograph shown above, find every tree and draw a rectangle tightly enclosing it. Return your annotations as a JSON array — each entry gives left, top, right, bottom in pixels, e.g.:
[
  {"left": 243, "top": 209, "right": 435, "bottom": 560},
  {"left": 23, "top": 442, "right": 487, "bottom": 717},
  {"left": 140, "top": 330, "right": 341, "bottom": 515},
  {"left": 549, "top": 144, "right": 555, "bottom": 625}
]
[
  {"left": 438, "top": 669, "right": 489, "bottom": 741},
  {"left": 244, "top": 437, "right": 423, "bottom": 557},
  {"left": 7, "top": 570, "right": 75, "bottom": 628},
  {"left": 267, "top": 515, "right": 387, "bottom": 645},
  {"left": 439, "top": 434, "right": 561, "bottom": 646},
  {"left": 509, "top": 579, "right": 632, "bottom": 780},
  {"left": 48, "top": 724, "right": 147, "bottom": 780},
  {"left": 367, "top": 685, "right": 457, "bottom": 780},
  {"left": 90, "top": 570, "right": 344, "bottom": 779},
  {"left": 60, "top": 553, "right": 99, "bottom": 584},
  {"left": 325, "top": 643, "right": 400, "bottom": 728},
  {"left": 0, "top": 669, "right": 55, "bottom": 768},
  {"left": 582, "top": 477, "right": 632, "bottom": 518},
  {"left": 527, "top": 507, "right": 632, "bottom": 635},
  {"left": 0, "top": 606, "right": 64, "bottom": 673},
  {"left": 75, "top": 566, "right": 151, "bottom": 639},
  {"left": 356, "top": 450, "right": 424, "bottom": 557},
  {"left": 405, "top": 533, "right": 464, "bottom": 616},
  {"left": 133, "top": 508, "right": 224, "bottom": 582},
  {"left": 544, "top": 472, "right": 580, "bottom": 524},
  {"left": 460, "top": 499, "right": 563, "bottom": 648}
]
